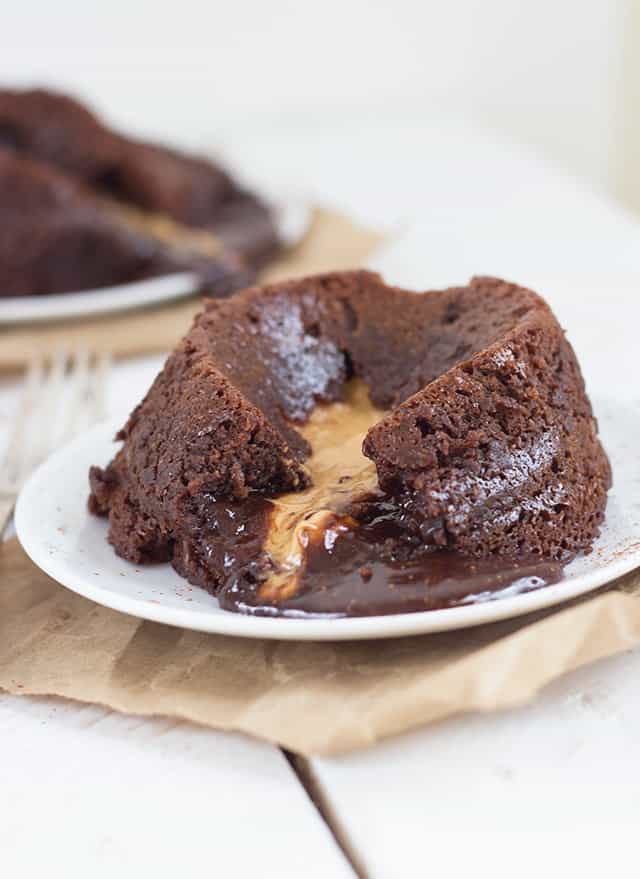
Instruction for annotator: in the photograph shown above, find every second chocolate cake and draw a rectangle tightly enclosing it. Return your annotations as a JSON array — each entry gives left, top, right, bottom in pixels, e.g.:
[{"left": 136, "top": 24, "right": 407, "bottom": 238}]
[
  {"left": 89, "top": 271, "right": 611, "bottom": 617},
  {"left": 0, "top": 88, "right": 280, "bottom": 297},
  {"left": 0, "top": 88, "right": 280, "bottom": 267}
]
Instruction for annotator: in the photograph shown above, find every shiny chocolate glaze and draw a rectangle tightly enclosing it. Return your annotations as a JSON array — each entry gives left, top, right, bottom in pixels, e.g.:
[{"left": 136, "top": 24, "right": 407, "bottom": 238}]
[
  {"left": 214, "top": 492, "right": 564, "bottom": 619},
  {"left": 187, "top": 382, "right": 567, "bottom": 618}
]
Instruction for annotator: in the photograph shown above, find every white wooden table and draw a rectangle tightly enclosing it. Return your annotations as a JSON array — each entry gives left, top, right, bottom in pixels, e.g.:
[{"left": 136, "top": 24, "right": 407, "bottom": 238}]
[{"left": 1, "top": 120, "right": 639, "bottom": 877}]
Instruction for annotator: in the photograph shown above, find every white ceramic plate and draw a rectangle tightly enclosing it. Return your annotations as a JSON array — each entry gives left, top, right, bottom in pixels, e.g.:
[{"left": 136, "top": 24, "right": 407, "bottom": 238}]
[
  {"left": 0, "top": 193, "right": 310, "bottom": 325},
  {"left": 14, "top": 396, "right": 640, "bottom": 641}
]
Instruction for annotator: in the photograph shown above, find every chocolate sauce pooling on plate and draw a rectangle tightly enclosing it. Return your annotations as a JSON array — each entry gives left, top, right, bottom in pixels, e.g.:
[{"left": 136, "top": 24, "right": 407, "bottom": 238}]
[
  {"left": 215, "top": 494, "right": 564, "bottom": 619},
  {"left": 207, "top": 382, "right": 565, "bottom": 618}
]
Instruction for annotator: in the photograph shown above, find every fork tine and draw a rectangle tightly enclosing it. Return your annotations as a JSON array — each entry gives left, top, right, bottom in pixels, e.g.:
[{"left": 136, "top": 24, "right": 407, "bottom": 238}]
[
  {"left": 60, "top": 347, "right": 89, "bottom": 442},
  {"left": 1, "top": 348, "right": 112, "bottom": 536},
  {"left": 61, "top": 348, "right": 111, "bottom": 442},
  {"left": 1, "top": 355, "right": 46, "bottom": 488},
  {"left": 32, "top": 348, "right": 69, "bottom": 457},
  {"left": 91, "top": 351, "right": 111, "bottom": 423},
  {"left": 2, "top": 348, "right": 111, "bottom": 492}
]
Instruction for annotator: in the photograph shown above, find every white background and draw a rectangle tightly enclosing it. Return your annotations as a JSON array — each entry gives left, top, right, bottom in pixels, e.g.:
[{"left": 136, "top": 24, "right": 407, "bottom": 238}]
[{"left": 2, "top": 0, "right": 639, "bottom": 206}]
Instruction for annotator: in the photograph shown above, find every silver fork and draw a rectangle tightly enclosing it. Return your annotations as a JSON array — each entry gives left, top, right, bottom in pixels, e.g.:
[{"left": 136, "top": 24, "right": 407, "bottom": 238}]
[{"left": 0, "top": 349, "right": 111, "bottom": 535}]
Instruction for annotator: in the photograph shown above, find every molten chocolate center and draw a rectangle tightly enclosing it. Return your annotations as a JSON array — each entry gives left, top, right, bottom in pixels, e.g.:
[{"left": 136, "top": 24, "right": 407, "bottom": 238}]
[
  {"left": 259, "top": 380, "right": 384, "bottom": 602},
  {"left": 216, "top": 381, "right": 564, "bottom": 618}
]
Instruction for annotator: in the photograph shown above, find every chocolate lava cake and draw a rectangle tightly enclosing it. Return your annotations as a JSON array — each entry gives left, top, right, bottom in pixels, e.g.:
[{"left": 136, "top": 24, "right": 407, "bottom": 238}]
[
  {"left": 0, "top": 88, "right": 280, "bottom": 295},
  {"left": 89, "top": 272, "right": 611, "bottom": 617},
  {"left": 0, "top": 150, "right": 250, "bottom": 297}
]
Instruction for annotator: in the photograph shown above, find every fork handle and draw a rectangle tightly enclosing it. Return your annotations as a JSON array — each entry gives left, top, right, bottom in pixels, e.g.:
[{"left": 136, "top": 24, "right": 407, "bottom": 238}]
[{"left": 0, "top": 494, "right": 16, "bottom": 538}]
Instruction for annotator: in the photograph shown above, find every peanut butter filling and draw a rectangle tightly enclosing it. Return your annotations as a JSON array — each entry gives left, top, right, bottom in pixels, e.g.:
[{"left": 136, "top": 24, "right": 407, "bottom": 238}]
[
  {"left": 108, "top": 199, "right": 225, "bottom": 258},
  {"left": 258, "top": 380, "right": 385, "bottom": 602}
]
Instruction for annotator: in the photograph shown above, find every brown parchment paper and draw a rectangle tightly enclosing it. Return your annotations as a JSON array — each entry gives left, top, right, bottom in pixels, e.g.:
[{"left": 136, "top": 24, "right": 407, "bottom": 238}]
[
  {"left": 2, "top": 538, "right": 640, "bottom": 755},
  {"left": 0, "top": 208, "right": 385, "bottom": 373}
]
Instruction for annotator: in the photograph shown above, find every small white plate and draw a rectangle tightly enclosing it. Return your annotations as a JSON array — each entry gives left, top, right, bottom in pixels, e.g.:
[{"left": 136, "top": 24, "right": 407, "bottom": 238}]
[
  {"left": 14, "top": 398, "right": 640, "bottom": 641},
  {"left": 0, "top": 273, "right": 200, "bottom": 325},
  {"left": 0, "top": 193, "right": 310, "bottom": 325}
]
